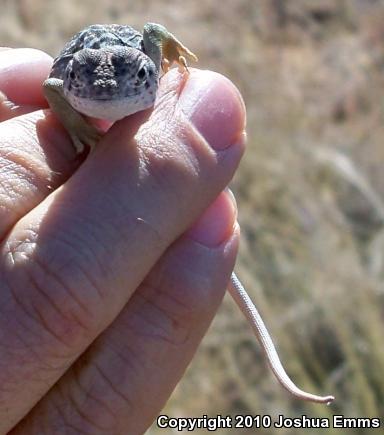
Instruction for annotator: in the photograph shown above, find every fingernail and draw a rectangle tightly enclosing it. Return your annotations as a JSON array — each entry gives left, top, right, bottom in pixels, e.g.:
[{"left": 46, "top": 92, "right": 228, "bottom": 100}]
[
  {"left": 178, "top": 70, "right": 246, "bottom": 150},
  {"left": 186, "top": 188, "right": 238, "bottom": 247}
]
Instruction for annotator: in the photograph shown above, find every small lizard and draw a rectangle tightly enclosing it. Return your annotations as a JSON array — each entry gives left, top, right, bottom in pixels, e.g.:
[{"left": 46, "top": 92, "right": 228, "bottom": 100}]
[
  {"left": 43, "top": 23, "right": 197, "bottom": 152},
  {"left": 44, "top": 23, "right": 334, "bottom": 405}
]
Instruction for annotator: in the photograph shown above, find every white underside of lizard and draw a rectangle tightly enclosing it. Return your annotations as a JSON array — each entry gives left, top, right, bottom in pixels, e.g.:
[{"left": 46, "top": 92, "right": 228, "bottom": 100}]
[{"left": 64, "top": 88, "right": 156, "bottom": 121}]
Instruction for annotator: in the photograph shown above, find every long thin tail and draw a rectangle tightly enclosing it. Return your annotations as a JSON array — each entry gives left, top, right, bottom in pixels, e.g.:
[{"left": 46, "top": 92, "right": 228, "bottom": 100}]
[{"left": 228, "top": 272, "right": 334, "bottom": 404}]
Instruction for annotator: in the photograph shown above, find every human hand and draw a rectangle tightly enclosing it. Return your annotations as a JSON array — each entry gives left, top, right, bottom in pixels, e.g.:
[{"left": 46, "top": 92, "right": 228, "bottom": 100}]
[{"left": 0, "top": 48, "right": 245, "bottom": 434}]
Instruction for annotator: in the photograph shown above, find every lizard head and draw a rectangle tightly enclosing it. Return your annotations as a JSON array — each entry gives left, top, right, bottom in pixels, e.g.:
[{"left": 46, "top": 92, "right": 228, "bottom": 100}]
[{"left": 62, "top": 46, "right": 159, "bottom": 121}]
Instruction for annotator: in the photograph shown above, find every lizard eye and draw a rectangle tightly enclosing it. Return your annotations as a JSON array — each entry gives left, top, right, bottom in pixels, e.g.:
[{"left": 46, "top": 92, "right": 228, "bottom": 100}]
[
  {"left": 137, "top": 67, "right": 147, "bottom": 80},
  {"left": 69, "top": 71, "right": 76, "bottom": 80}
]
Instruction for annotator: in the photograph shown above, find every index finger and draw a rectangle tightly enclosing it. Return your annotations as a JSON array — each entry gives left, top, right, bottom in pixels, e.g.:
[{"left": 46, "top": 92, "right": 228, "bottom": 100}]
[{"left": 0, "top": 48, "right": 53, "bottom": 121}]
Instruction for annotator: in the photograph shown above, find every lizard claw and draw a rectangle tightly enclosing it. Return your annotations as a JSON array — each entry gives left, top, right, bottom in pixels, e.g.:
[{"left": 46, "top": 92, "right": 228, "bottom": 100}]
[
  {"left": 162, "top": 37, "right": 198, "bottom": 73},
  {"left": 69, "top": 122, "right": 102, "bottom": 154}
]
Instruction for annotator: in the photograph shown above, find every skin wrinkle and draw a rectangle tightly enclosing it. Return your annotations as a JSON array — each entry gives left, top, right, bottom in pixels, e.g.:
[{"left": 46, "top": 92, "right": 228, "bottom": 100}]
[
  {"left": 0, "top": 156, "right": 28, "bottom": 178},
  {"left": 151, "top": 284, "right": 196, "bottom": 322},
  {"left": 1, "top": 272, "right": 77, "bottom": 374},
  {"left": 0, "top": 158, "right": 41, "bottom": 196},
  {"left": 0, "top": 301, "right": 73, "bottom": 380},
  {"left": 60, "top": 390, "right": 103, "bottom": 435},
  {"left": 0, "top": 312, "right": 64, "bottom": 420},
  {"left": 33, "top": 260, "right": 103, "bottom": 341},
  {"left": 1, "top": 114, "right": 42, "bottom": 153},
  {"left": 139, "top": 72, "right": 187, "bottom": 147},
  {"left": 142, "top": 269, "right": 192, "bottom": 315},
  {"left": 127, "top": 290, "right": 191, "bottom": 347},
  {"left": 135, "top": 128, "right": 184, "bottom": 194},
  {"left": 47, "top": 388, "right": 76, "bottom": 435},
  {"left": 146, "top": 112, "right": 203, "bottom": 178},
  {"left": 0, "top": 161, "right": 51, "bottom": 237},
  {"left": 0, "top": 278, "right": 37, "bottom": 356},
  {"left": 91, "top": 334, "right": 149, "bottom": 406},
  {"left": 73, "top": 261, "right": 106, "bottom": 307},
  {"left": 28, "top": 271, "right": 85, "bottom": 350},
  {"left": 0, "top": 328, "right": 36, "bottom": 377},
  {"left": 3, "top": 235, "right": 103, "bottom": 362},
  {"left": 100, "top": 336, "right": 142, "bottom": 382},
  {"left": 138, "top": 259, "right": 205, "bottom": 323},
  {"left": 117, "top": 324, "right": 156, "bottom": 374},
  {"left": 25, "top": 257, "right": 99, "bottom": 357},
  {"left": 47, "top": 218, "right": 113, "bottom": 302},
  {"left": 0, "top": 100, "right": 40, "bottom": 122},
  {"left": 25, "top": 382, "right": 72, "bottom": 435},
  {"left": 24, "top": 242, "right": 99, "bottom": 331},
  {"left": 64, "top": 425, "right": 94, "bottom": 435},
  {"left": 0, "top": 145, "right": 49, "bottom": 185},
  {"left": 0, "top": 95, "right": 20, "bottom": 117},
  {"left": 88, "top": 339, "right": 164, "bottom": 433},
  {"left": 92, "top": 361, "right": 133, "bottom": 417},
  {"left": 121, "top": 266, "right": 222, "bottom": 362},
  {"left": 27, "top": 223, "right": 109, "bottom": 318},
  {"left": 60, "top": 383, "right": 104, "bottom": 435},
  {"left": 0, "top": 173, "right": 38, "bottom": 204},
  {"left": 31, "top": 252, "right": 94, "bottom": 327},
  {"left": 3, "top": 270, "right": 44, "bottom": 339},
  {"left": 153, "top": 69, "right": 187, "bottom": 113},
  {"left": 46, "top": 205, "right": 115, "bottom": 271},
  {"left": 2, "top": 224, "right": 41, "bottom": 260},
  {"left": 69, "top": 365, "right": 119, "bottom": 434},
  {"left": 105, "top": 318, "right": 162, "bottom": 387}
]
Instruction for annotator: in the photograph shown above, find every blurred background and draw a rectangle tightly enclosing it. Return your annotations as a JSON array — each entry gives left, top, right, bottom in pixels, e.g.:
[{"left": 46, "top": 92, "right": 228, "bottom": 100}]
[{"left": 2, "top": 0, "right": 384, "bottom": 433}]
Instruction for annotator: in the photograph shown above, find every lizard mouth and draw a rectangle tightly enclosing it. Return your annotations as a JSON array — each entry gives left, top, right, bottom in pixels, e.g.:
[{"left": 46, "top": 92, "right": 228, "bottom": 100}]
[
  {"left": 66, "top": 90, "right": 157, "bottom": 121},
  {"left": 87, "top": 91, "right": 142, "bottom": 101}
]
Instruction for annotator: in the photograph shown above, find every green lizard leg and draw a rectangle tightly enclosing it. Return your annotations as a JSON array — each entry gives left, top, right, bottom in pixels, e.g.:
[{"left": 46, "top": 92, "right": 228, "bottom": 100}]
[
  {"left": 43, "top": 78, "right": 101, "bottom": 153},
  {"left": 142, "top": 23, "right": 198, "bottom": 73}
]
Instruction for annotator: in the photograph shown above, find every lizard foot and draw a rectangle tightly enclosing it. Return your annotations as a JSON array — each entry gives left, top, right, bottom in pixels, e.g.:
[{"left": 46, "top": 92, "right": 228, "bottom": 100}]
[
  {"left": 143, "top": 23, "right": 198, "bottom": 74},
  {"left": 67, "top": 118, "right": 102, "bottom": 154},
  {"left": 162, "top": 37, "right": 198, "bottom": 73},
  {"left": 43, "top": 77, "right": 102, "bottom": 154}
]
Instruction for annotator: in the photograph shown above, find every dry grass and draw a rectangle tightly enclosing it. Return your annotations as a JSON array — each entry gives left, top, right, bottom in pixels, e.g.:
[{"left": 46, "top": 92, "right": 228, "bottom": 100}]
[{"left": 2, "top": 0, "right": 384, "bottom": 433}]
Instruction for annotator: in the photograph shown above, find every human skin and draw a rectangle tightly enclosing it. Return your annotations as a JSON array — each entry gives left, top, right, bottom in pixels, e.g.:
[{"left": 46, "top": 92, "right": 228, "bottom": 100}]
[{"left": 0, "top": 48, "right": 246, "bottom": 434}]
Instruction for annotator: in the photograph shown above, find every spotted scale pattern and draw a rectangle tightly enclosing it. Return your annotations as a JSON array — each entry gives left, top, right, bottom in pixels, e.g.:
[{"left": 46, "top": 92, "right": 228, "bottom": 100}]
[{"left": 49, "top": 24, "right": 159, "bottom": 121}]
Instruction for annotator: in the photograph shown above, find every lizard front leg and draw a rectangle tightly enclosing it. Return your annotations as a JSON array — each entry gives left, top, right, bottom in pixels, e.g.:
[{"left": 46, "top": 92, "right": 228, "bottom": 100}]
[
  {"left": 43, "top": 78, "right": 101, "bottom": 153},
  {"left": 142, "top": 23, "right": 198, "bottom": 73}
]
